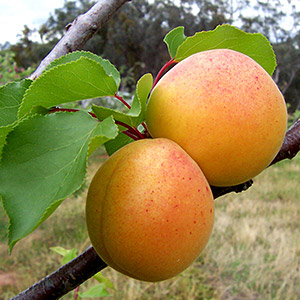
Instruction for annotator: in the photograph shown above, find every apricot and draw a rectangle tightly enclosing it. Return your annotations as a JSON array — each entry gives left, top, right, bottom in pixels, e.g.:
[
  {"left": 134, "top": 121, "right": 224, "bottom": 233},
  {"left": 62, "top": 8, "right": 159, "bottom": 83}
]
[
  {"left": 86, "top": 138, "right": 214, "bottom": 282},
  {"left": 145, "top": 49, "right": 287, "bottom": 186}
]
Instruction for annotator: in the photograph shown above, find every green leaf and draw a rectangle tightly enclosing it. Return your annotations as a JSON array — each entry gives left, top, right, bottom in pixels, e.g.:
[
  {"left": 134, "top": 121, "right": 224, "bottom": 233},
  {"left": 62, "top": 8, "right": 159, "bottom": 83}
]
[
  {"left": 92, "top": 73, "right": 153, "bottom": 128},
  {"left": 50, "top": 246, "right": 70, "bottom": 257},
  {"left": 105, "top": 132, "right": 133, "bottom": 156},
  {"left": 18, "top": 57, "right": 118, "bottom": 118},
  {"left": 0, "top": 79, "right": 32, "bottom": 160},
  {"left": 51, "top": 247, "right": 78, "bottom": 265},
  {"left": 88, "top": 116, "right": 119, "bottom": 156},
  {"left": 44, "top": 51, "right": 121, "bottom": 88},
  {"left": 133, "top": 73, "right": 153, "bottom": 126},
  {"left": 0, "top": 80, "right": 32, "bottom": 127},
  {"left": 0, "top": 111, "right": 118, "bottom": 251},
  {"left": 79, "top": 284, "right": 110, "bottom": 298},
  {"left": 164, "top": 26, "right": 187, "bottom": 58},
  {"left": 174, "top": 24, "right": 276, "bottom": 75},
  {"left": 93, "top": 272, "right": 115, "bottom": 290}
]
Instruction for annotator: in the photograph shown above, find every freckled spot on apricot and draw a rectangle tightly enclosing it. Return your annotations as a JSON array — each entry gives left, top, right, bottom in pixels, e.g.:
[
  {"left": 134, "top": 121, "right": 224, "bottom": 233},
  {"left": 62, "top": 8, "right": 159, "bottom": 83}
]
[
  {"left": 194, "top": 221, "right": 197, "bottom": 224},
  {"left": 146, "top": 209, "right": 149, "bottom": 212},
  {"left": 174, "top": 205, "right": 179, "bottom": 208},
  {"left": 200, "top": 211, "right": 204, "bottom": 216},
  {"left": 189, "top": 177, "right": 191, "bottom": 180},
  {"left": 166, "top": 219, "right": 169, "bottom": 222},
  {"left": 198, "top": 189, "right": 201, "bottom": 192},
  {"left": 210, "top": 209, "right": 213, "bottom": 213},
  {"left": 190, "top": 232, "right": 192, "bottom": 235},
  {"left": 206, "top": 186, "right": 209, "bottom": 192}
]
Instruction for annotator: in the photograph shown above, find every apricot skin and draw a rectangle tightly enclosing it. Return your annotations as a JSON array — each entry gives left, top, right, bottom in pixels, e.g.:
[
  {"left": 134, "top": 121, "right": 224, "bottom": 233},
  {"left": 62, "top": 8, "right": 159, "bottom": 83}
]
[
  {"left": 86, "top": 138, "right": 214, "bottom": 282},
  {"left": 145, "top": 49, "right": 287, "bottom": 186}
]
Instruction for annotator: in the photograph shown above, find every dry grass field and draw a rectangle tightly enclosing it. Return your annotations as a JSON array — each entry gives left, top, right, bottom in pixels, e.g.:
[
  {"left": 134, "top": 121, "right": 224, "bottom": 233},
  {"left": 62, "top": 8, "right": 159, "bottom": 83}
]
[{"left": 0, "top": 148, "right": 299, "bottom": 300}]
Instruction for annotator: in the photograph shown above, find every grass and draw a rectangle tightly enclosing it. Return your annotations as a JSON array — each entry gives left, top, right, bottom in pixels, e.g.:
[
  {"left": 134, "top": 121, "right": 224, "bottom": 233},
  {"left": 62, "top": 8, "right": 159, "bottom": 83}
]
[{"left": 0, "top": 148, "right": 299, "bottom": 300}]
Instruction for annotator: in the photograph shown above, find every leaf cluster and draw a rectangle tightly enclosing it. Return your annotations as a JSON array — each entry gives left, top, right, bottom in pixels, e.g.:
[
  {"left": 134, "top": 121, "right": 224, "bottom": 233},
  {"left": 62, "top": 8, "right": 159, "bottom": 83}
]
[{"left": 0, "top": 25, "right": 276, "bottom": 252}]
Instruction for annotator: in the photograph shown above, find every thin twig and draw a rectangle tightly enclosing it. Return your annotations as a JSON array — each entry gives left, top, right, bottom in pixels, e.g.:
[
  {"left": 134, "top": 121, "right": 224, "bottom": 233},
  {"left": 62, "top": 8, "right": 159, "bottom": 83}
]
[
  {"left": 211, "top": 118, "right": 300, "bottom": 198},
  {"left": 11, "top": 246, "right": 107, "bottom": 300},
  {"left": 152, "top": 58, "right": 176, "bottom": 89},
  {"left": 10, "top": 0, "right": 300, "bottom": 297},
  {"left": 29, "top": 0, "right": 131, "bottom": 80},
  {"left": 115, "top": 93, "right": 131, "bottom": 109},
  {"left": 12, "top": 117, "right": 300, "bottom": 299},
  {"left": 270, "top": 118, "right": 300, "bottom": 165}
]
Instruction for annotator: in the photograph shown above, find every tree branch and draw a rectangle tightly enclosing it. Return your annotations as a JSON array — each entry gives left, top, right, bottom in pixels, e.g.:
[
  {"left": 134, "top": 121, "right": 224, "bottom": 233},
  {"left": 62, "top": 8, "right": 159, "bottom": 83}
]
[
  {"left": 29, "top": 0, "right": 131, "bottom": 80},
  {"left": 12, "top": 246, "right": 107, "bottom": 300},
  {"left": 211, "top": 118, "right": 300, "bottom": 198},
  {"left": 12, "top": 118, "right": 300, "bottom": 300},
  {"left": 10, "top": 0, "right": 300, "bottom": 297},
  {"left": 270, "top": 118, "right": 300, "bottom": 164}
]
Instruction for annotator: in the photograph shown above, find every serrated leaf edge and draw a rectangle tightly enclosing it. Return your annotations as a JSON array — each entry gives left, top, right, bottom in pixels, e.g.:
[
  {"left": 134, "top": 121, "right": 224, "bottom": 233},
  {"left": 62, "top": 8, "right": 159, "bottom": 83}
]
[
  {"left": 18, "top": 57, "right": 118, "bottom": 119},
  {"left": 44, "top": 50, "right": 120, "bottom": 86},
  {"left": 87, "top": 115, "right": 119, "bottom": 157},
  {"left": 92, "top": 73, "right": 153, "bottom": 129},
  {"left": 175, "top": 24, "right": 277, "bottom": 75},
  {"left": 1, "top": 110, "right": 109, "bottom": 252},
  {"left": 163, "top": 26, "right": 187, "bottom": 58}
]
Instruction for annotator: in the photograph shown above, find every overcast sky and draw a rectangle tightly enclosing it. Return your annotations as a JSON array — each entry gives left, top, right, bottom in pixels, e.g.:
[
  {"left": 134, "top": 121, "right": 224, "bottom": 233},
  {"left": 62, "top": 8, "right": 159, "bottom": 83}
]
[
  {"left": 0, "top": 0, "right": 65, "bottom": 44},
  {"left": 0, "top": 0, "right": 299, "bottom": 45}
]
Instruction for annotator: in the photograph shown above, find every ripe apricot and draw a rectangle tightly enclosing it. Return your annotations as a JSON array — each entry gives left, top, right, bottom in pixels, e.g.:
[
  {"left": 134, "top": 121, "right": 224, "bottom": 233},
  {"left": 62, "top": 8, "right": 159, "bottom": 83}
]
[
  {"left": 145, "top": 49, "right": 287, "bottom": 186},
  {"left": 86, "top": 138, "right": 214, "bottom": 282}
]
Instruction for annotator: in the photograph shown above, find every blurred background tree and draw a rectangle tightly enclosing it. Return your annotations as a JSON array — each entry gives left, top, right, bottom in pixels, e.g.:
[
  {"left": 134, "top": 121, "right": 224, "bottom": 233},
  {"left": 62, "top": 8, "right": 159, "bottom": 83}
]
[{"left": 1, "top": 0, "right": 299, "bottom": 112}]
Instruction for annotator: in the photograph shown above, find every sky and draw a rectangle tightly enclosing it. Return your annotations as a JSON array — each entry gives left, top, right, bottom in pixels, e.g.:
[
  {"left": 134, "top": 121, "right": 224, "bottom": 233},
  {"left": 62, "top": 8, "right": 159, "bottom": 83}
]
[
  {"left": 0, "top": 0, "right": 299, "bottom": 45},
  {"left": 0, "top": 0, "right": 65, "bottom": 45}
]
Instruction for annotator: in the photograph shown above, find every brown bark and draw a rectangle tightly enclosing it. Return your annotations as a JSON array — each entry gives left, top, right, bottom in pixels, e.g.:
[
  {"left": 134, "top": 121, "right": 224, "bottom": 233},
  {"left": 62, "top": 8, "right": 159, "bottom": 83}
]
[
  {"left": 10, "top": 0, "right": 300, "bottom": 298},
  {"left": 29, "top": 0, "right": 131, "bottom": 80}
]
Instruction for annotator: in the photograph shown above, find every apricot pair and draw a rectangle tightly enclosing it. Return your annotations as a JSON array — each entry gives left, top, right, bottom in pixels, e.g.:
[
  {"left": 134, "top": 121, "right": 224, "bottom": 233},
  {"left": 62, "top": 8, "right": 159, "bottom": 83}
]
[{"left": 86, "top": 49, "right": 287, "bottom": 282}]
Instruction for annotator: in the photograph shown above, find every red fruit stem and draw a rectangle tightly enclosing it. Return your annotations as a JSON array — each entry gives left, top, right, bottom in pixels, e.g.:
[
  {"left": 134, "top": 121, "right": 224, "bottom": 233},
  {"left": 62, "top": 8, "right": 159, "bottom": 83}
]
[
  {"left": 115, "top": 120, "right": 145, "bottom": 139},
  {"left": 74, "top": 286, "right": 80, "bottom": 300},
  {"left": 141, "top": 122, "right": 149, "bottom": 134},
  {"left": 114, "top": 93, "right": 131, "bottom": 109},
  {"left": 123, "top": 130, "right": 139, "bottom": 141},
  {"left": 152, "top": 58, "right": 176, "bottom": 89},
  {"left": 49, "top": 107, "right": 143, "bottom": 140},
  {"left": 12, "top": 117, "right": 300, "bottom": 300}
]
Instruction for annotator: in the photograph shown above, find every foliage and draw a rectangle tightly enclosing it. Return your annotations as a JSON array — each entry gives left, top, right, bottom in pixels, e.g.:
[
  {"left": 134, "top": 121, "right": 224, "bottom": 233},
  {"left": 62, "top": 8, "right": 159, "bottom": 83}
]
[
  {"left": 0, "top": 2, "right": 299, "bottom": 296},
  {"left": 288, "top": 109, "right": 300, "bottom": 127},
  {"left": 1, "top": 157, "right": 299, "bottom": 299},
  {"left": 0, "top": 25, "right": 276, "bottom": 252},
  {"left": 0, "top": 50, "right": 32, "bottom": 86},
  {"left": 4, "top": 0, "right": 300, "bottom": 111}
]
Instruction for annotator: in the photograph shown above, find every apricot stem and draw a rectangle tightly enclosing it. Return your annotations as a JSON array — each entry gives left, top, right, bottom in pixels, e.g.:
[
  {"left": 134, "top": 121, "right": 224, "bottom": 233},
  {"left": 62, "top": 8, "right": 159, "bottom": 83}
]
[
  {"left": 123, "top": 130, "right": 139, "bottom": 141},
  {"left": 152, "top": 58, "right": 176, "bottom": 89},
  {"left": 50, "top": 107, "right": 143, "bottom": 141},
  {"left": 114, "top": 93, "right": 131, "bottom": 109},
  {"left": 116, "top": 120, "right": 145, "bottom": 139},
  {"left": 74, "top": 286, "right": 80, "bottom": 300}
]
